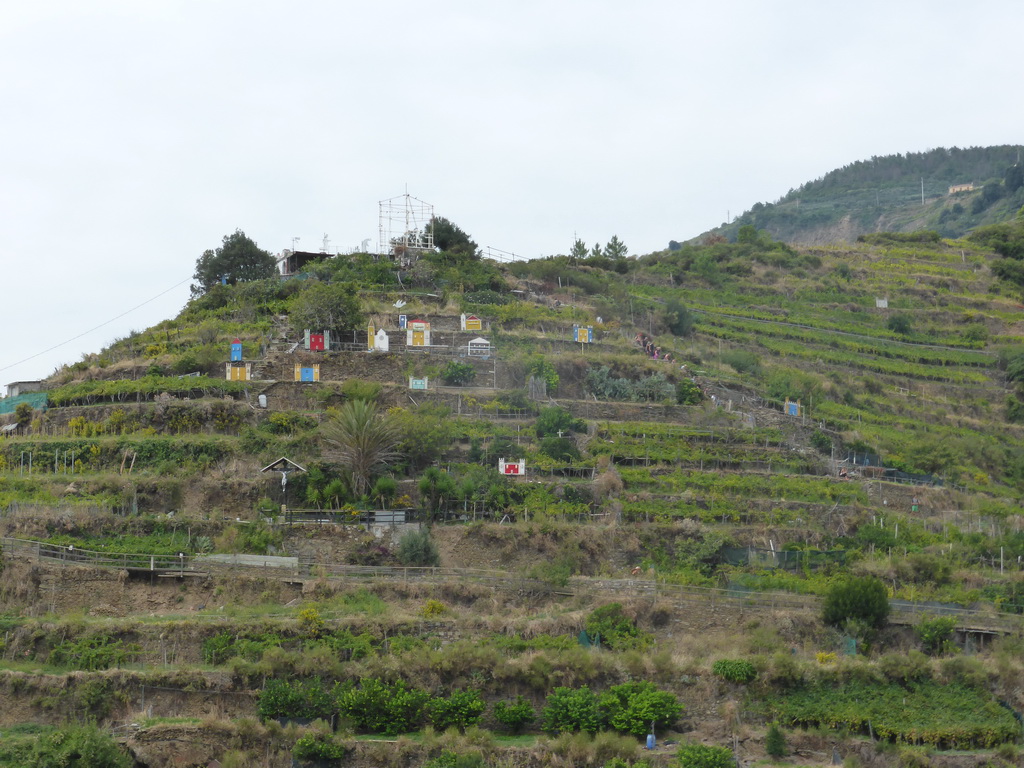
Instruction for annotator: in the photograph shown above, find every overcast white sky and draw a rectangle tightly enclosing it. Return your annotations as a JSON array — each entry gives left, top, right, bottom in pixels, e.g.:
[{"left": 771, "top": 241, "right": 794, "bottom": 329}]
[{"left": 2, "top": 1, "right": 1022, "bottom": 393}]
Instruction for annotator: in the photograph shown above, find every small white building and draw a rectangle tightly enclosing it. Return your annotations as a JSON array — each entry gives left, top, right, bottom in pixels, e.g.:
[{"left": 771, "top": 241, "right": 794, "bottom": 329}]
[
  {"left": 467, "top": 337, "right": 491, "bottom": 358},
  {"left": 371, "top": 328, "right": 390, "bottom": 352},
  {"left": 5, "top": 381, "right": 43, "bottom": 398}
]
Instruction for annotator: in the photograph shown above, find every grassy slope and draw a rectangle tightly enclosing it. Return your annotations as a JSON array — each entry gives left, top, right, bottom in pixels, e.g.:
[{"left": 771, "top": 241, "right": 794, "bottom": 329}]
[{"left": 1, "top": 234, "right": 1024, "bottom": 765}]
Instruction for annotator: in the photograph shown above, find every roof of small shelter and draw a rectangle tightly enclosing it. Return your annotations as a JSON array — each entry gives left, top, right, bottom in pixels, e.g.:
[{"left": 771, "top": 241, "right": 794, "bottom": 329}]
[{"left": 260, "top": 457, "right": 307, "bottom": 473}]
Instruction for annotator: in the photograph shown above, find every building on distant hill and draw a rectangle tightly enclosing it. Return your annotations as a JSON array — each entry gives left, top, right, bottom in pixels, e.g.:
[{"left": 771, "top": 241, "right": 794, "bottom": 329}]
[
  {"left": 5, "top": 381, "right": 43, "bottom": 398},
  {"left": 277, "top": 250, "right": 334, "bottom": 277},
  {"left": 948, "top": 183, "right": 975, "bottom": 195}
]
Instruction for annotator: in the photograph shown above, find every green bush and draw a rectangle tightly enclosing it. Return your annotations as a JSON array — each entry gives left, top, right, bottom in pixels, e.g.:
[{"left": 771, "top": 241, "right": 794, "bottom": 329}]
[
  {"left": 585, "top": 603, "right": 653, "bottom": 651},
  {"left": 822, "top": 576, "right": 890, "bottom": 631},
  {"left": 202, "top": 631, "right": 282, "bottom": 665},
  {"left": 542, "top": 686, "right": 602, "bottom": 734},
  {"left": 234, "top": 520, "right": 283, "bottom": 555},
  {"left": 341, "top": 378, "right": 382, "bottom": 402},
  {"left": 493, "top": 696, "right": 536, "bottom": 733},
  {"left": 664, "top": 297, "right": 695, "bottom": 336},
  {"left": 675, "top": 742, "right": 734, "bottom": 768},
  {"left": 915, "top": 616, "right": 958, "bottom": 655},
  {"left": 257, "top": 678, "right": 338, "bottom": 721},
  {"left": 676, "top": 379, "right": 702, "bottom": 405},
  {"left": 397, "top": 528, "right": 441, "bottom": 567},
  {"left": 810, "top": 430, "right": 832, "bottom": 454},
  {"left": 535, "top": 406, "right": 585, "bottom": 437},
  {"left": 720, "top": 349, "right": 760, "bottom": 374},
  {"left": 878, "top": 650, "right": 931, "bottom": 684},
  {"left": 599, "top": 681, "right": 683, "bottom": 738},
  {"left": 586, "top": 366, "right": 674, "bottom": 402},
  {"left": 527, "top": 356, "right": 560, "bottom": 393},
  {"left": 426, "top": 689, "right": 486, "bottom": 731},
  {"left": 538, "top": 436, "right": 581, "bottom": 462},
  {"left": 887, "top": 313, "right": 913, "bottom": 335},
  {"left": 29, "top": 724, "right": 132, "bottom": 768},
  {"left": 765, "top": 722, "right": 787, "bottom": 758},
  {"left": 293, "top": 730, "right": 348, "bottom": 761},
  {"left": 48, "top": 634, "right": 141, "bottom": 671},
  {"left": 711, "top": 658, "right": 757, "bottom": 684},
  {"left": 423, "top": 750, "right": 487, "bottom": 768},
  {"left": 338, "top": 678, "right": 429, "bottom": 735},
  {"left": 442, "top": 361, "right": 477, "bottom": 386}
]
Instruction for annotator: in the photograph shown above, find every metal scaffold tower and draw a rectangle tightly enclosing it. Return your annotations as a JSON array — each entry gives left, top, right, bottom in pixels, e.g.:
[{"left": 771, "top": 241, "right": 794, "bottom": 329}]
[{"left": 378, "top": 192, "right": 435, "bottom": 262}]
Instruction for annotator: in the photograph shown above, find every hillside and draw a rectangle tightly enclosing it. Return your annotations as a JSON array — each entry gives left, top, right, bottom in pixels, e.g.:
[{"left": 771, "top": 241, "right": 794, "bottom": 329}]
[
  {"left": 695, "top": 145, "right": 1024, "bottom": 245},
  {"left": 2, "top": 224, "right": 1024, "bottom": 766}
]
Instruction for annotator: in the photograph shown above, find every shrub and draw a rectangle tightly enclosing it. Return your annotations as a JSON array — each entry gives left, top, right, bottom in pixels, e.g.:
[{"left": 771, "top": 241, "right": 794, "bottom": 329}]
[
  {"left": 493, "top": 696, "right": 536, "bottom": 733},
  {"left": 675, "top": 742, "right": 734, "bottom": 768},
  {"left": 397, "top": 528, "right": 440, "bottom": 567},
  {"left": 720, "top": 349, "right": 760, "bottom": 374},
  {"left": 426, "top": 689, "right": 486, "bottom": 731},
  {"left": 424, "top": 750, "right": 487, "bottom": 768},
  {"left": 339, "top": 678, "right": 429, "bottom": 735},
  {"left": 293, "top": 730, "right": 348, "bottom": 761},
  {"left": 442, "top": 361, "right": 477, "bottom": 386},
  {"left": 48, "top": 634, "right": 141, "bottom": 671},
  {"left": 711, "top": 659, "right": 757, "bottom": 684},
  {"left": 535, "top": 406, "right": 584, "bottom": 437},
  {"left": 915, "top": 615, "right": 958, "bottom": 655},
  {"left": 822, "top": 576, "right": 889, "bottom": 631},
  {"left": 887, "top": 313, "right": 913, "bottom": 335},
  {"left": 539, "top": 436, "right": 581, "bottom": 462},
  {"left": 676, "top": 379, "right": 702, "bottom": 405},
  {"left": 527, "top": 356, "right": 560, "bottom": 393},
  {"left": 257, "top": 678, "right": 338, "bottom": 721},
  {"left": 298, "top": 606, "right": 326, "bottom": 638},
  {"left": 765, "top": 722, "right": 787, "bottom": 758},
  {"left": 542, "top": 686, "right": 602, "bottom": 734},
  {"left": 421, "top": 599, "right": 447, "bottom": 618},
  {"left": 664, "top": 297, "right": 694, "bottom": 336},
  {"left": 341, "top": 378, "right": 382, "bottom": 402},
  {"left": 585, "top": 603, "right": 653, "bottom": 651},
  {"left": 878, "top": 650, "right": 931, "bottom": 684},
  {"left": 261, "top": 411, "right": 317, "bottom": 435},
  {"left": 203, "top": 631, "right": 281, "bottom": 665},
  {"left": 810, "top": 430, "right": 832, "bottom": 454},
  {"left": 14, "top": 402, "right": 34, "bottom": 431},
  {"left": 29, "top": 724, "right": 132, "bottom": 768},
  {"left": 599, "top": 681, "right": 684, "bottom": 738}
]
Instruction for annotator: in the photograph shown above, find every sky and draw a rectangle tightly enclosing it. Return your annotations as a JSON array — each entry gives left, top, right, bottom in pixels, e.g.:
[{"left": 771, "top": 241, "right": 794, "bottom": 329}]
[{"left": 2, "top": 0, "right": 1023, "bottom": 393}]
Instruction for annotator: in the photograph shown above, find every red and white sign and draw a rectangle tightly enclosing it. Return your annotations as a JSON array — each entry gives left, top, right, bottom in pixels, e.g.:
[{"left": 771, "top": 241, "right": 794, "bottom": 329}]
[{"left": 499, "top": 458, "right": 526, "bottom": 476}]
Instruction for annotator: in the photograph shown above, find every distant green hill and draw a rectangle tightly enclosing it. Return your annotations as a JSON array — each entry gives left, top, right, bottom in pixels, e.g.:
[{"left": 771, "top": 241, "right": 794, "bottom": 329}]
[{"left": 696, "top": 145, "right": 1024, "bottom": 244}]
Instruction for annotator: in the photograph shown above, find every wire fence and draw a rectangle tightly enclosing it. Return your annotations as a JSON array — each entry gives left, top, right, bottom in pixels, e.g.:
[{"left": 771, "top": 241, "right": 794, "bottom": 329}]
[{"left": 3, "top": 536, "right": 1021, "bottom": 634}]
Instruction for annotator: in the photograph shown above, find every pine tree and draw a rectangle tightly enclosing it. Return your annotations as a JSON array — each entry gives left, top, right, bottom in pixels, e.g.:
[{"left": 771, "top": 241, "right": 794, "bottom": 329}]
[{"left": 765, "top": 721, "right": 787, "bottom": 758}]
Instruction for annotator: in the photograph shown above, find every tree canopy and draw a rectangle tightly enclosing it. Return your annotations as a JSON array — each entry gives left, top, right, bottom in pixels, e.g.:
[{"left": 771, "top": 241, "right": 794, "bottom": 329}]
[
  {"left": 822, "top": 575, "right": 890, "bottom": 630},
  {"left": 429, "top": 217, "right": 478, "bottom": 256},
  {"left": 192, "top": 230, "right": 277, "bottom": 296},
  {"left": 288, "top": 281, "right": 363, "bottom": 336}
]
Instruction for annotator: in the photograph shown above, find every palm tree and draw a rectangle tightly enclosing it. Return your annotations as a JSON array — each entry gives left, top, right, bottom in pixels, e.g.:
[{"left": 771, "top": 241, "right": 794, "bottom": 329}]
[{"left": 320, "top": 400, "right": 399, "bottom": 498}]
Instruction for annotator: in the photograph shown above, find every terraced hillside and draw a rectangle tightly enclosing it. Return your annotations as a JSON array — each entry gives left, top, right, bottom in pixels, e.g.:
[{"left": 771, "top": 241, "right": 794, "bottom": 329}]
[{"left": 2, "top": 228, "right": 1024, "bottom": 767}]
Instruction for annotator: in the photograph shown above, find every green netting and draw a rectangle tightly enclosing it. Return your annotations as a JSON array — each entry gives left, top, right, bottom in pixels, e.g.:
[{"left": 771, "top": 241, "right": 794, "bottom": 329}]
[{"left": 0, "top": 392, "right": 48, "bottom": 415}]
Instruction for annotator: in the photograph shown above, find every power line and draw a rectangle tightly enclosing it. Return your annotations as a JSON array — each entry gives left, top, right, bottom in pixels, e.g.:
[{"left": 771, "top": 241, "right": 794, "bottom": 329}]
[{"left": 0, "top": 276, "right": 192, "bottom": 376}]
